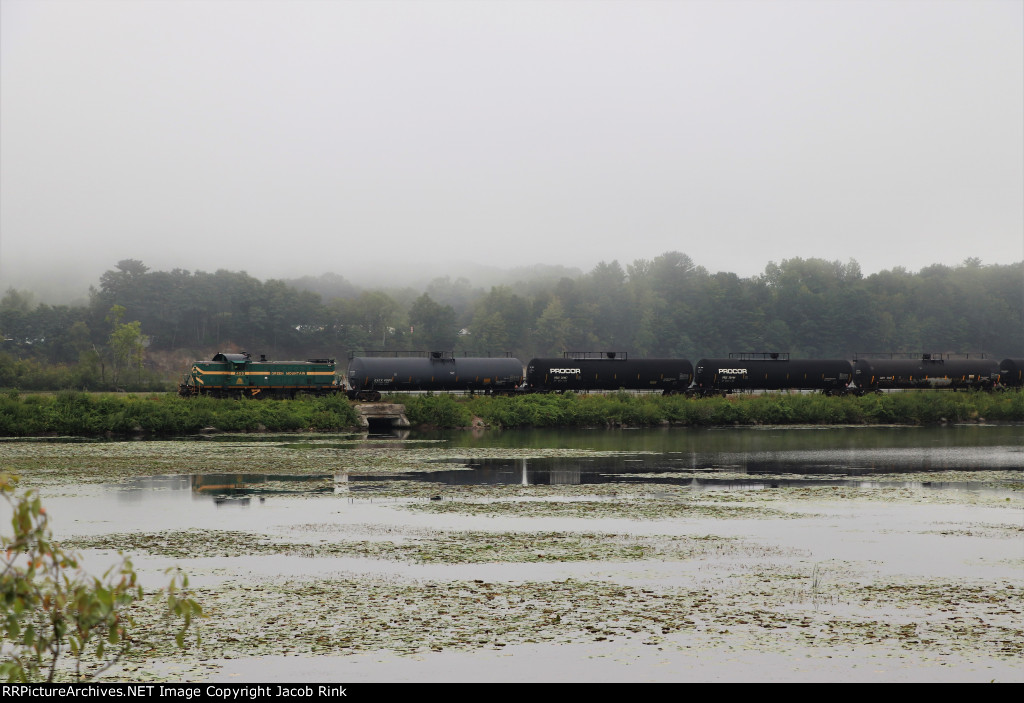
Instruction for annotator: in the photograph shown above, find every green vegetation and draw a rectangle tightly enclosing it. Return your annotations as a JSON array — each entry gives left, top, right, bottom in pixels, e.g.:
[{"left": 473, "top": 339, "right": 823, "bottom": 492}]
[
  {"left": 0, "top": 389, "right": 1021, "bottom": 437},
  {"left": 1, "top": 475, "right": 201, "bottom": 682},
  {"left": 433, "top": 390, "right": 1024, "bottom": 429},
  {"left": 63, "top": 529, "right": 733, "bottom": 565},
  {"left": 0, "top": 392, "right": 360, "bottom": 437},
  {"left": 2, "top": 256, "right": 1022, "bottom": 392},
  {"left": 0, "top": 297, "right": 167, "bottom": 393},
  {"left": 402, "top": 393, "right": 475, "bottom": 428}
]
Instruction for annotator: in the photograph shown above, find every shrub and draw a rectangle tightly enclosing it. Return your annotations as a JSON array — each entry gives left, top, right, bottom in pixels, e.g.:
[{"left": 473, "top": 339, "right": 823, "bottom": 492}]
[
  {"left": 403, "top": 394, "right": 474, "bottom": 428},
  {"left": 0, "top": 475, "right": 202, "bottom": 682}
]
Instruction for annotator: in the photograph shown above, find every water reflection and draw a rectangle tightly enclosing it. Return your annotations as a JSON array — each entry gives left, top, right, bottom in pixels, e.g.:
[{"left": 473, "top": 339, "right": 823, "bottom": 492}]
[
  {"left": 417, "top": 450, "right": 1022, "bottom": 491},
  {"left": 100, "top": 424, "right": 1023, "bottom": 506},
  {"left": 111, "top": 465, "right": 1016, "bottom": 505},
  {"left": 412, "top": 424, "right": 1024, "bottom": 456},
  {"left": 191, "top": 474, "right": 335, "bottom": 496},
  {"left": 116, "top": 460, "right": 1020, "bottom": 506},
  {"left": 116, "top": 473, "right": 340, "bottom": 507}
]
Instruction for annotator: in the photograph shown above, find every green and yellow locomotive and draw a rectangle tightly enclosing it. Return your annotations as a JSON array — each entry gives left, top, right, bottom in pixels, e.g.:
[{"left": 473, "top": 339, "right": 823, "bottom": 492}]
[{"left": 178, "top": 352, "right": 342, "bottom": 398}]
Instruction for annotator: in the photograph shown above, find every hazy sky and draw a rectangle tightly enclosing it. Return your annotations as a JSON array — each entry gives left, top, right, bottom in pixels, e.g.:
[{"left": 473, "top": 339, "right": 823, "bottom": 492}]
[{"left": 1, "top": 0, "right": 1022, "bottom": 293}]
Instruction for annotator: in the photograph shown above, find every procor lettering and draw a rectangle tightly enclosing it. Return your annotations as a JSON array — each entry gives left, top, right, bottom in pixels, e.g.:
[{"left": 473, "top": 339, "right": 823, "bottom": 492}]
[
  {"left": 718, "top": 368, "right": 748, "bottom": 375},
  {"left": 550, "top": 368, "right": 581, "bottom": 374}
]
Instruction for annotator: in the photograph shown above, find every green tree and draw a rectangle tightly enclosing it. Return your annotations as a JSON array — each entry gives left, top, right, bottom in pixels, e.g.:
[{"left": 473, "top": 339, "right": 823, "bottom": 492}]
[
  {"left": 354, "top": 291, "right": 400, "bottom": 349},
  {"left": 0, "top": 289, "right": 36, "bottom": 347},
  {"left": 628, "top": 252, "right": 708, "bottom": 356},
  {"left": 408, "top": 293, "right": 457, "bottom": 351},
  {"left": 105, "top": 306, "right": 148, "bottom": 386},
  {"left": 534, "top": 298, "right": 570, "bottom": 355},
  {"left": 468, "top": 287, "right": 533, "bottom": 356},
  {"left": 761, "top": 258, "right": 865, "bottom": 356},
  {"left": 424, "top": 276, "right": 480, "bottom": 320},
  {"left": 581, "top": 260, "right": 634, "bottom": 349}
]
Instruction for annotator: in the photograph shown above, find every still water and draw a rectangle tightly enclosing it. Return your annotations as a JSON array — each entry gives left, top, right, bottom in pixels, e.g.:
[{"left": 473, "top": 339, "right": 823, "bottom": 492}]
[
  {"left": 417, "top": 424, "right": 1024, "bottom": 485},
  {"left": 11, "top": 424, "right": 1021, "bottom": 683},
  {"left": 112, "top": 424, "right": 1024, "bottom": 504}
]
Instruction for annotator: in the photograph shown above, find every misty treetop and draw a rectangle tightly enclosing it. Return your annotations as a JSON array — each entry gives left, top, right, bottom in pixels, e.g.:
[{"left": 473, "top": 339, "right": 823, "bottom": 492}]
[{"left": 1, "top": 254, "right": 1022, "bottom": 391}]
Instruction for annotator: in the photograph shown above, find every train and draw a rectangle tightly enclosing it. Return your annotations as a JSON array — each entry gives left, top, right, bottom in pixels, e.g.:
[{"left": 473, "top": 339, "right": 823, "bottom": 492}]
[
  {"left": 179, "top": 350, "right": 1024, "bottom": 399},
  {"left": 852, "top": 354, "right": 1002, "bottom": 392},
  {"left": 346, "top": 351, "right": 524, "bottom": 402},
  {"left": 178, "top": 352, "right": 341, "bottom": 398},
  {"left": 529, "top": 352, "right": 1014, "bottom": 396},
  {"left": 691, "top": 353, "right": 854, "bottom": 396},
  {"left": 525, "top": 352, "right": 693, "bottom": 394},
  {"left": 1001, "top": 358, "right": 1024, "bottom": 387}
]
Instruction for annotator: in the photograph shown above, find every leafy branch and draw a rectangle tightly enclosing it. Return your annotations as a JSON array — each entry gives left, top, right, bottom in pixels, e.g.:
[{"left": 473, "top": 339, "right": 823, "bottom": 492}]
[{"left": 1, "top": 474, "right": 202, "bottom": 682}]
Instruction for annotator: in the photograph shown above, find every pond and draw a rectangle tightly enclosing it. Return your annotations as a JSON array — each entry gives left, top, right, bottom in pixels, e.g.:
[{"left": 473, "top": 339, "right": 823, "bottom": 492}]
[
  {"left": 1, "top": 423, "right": 1022, "bottom": 682},
  {"left": 39, "top": 423, "right": 1022, "bottom": 509}
]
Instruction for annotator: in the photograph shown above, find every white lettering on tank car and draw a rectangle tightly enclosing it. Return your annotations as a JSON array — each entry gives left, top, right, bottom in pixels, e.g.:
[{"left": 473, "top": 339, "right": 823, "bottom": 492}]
[
  {"left": 550, "top": 368, "right": 581, "bottom": 374},
  {"left": 718, "top": 368, "right": 747, "bottom": 375}
]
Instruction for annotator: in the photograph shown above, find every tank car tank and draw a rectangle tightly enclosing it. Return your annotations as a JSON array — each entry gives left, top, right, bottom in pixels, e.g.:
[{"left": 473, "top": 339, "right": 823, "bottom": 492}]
[
  {"left": 525, "top": 352, "right": 692, "bottom": 394},
  {"left": 346, "top": 352, "right": 524, "bottom": 401},
  {"left": 691, "top": 353, "right": 853, "bottom": 396},
  {"left": 999, "top": 358, "right": 1024, "bottom": 387},
  {"left": 853, "top": 354, "right": 1000, "bottom": 393}
]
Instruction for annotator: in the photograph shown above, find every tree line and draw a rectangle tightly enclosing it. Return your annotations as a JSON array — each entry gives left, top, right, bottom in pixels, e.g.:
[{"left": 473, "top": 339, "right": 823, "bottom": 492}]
[{"left": 1, "top": 254, "right": 1021, "bottom": 390}]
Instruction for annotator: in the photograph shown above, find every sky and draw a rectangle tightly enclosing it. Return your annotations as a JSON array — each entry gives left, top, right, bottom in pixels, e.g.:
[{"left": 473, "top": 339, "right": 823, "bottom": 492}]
[{"left": 1, "top": 0, "right": 1022, "bottom": 297}]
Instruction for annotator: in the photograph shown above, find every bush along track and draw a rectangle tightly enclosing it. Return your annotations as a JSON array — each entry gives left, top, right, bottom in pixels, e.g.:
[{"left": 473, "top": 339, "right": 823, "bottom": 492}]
[
  {"left": 417, "top": 389, "right": 1024, "bottom": 429},
  {"left": 0, "top": 391, "right": 361, "bottom": 437},
  {"left": 0, "top": 389, "right": 1022, "bottom": 436}
]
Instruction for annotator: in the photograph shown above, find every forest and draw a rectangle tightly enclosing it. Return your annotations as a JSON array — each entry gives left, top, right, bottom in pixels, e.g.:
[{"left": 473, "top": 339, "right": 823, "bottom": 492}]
[{"left": 1, "top": 253, "right": 1022, "bottom": 391}]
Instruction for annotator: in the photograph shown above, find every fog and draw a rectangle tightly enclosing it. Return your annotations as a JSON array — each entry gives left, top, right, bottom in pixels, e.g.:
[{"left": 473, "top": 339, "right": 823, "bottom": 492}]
[{"left": 2, "top": 0, "right": 1022, "bottom": 302}]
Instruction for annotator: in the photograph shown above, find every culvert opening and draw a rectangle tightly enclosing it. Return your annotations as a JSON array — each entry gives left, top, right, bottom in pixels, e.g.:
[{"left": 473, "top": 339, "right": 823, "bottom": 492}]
[{"left": 365, "top": 416, "right": 399, "bottom": 431}]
